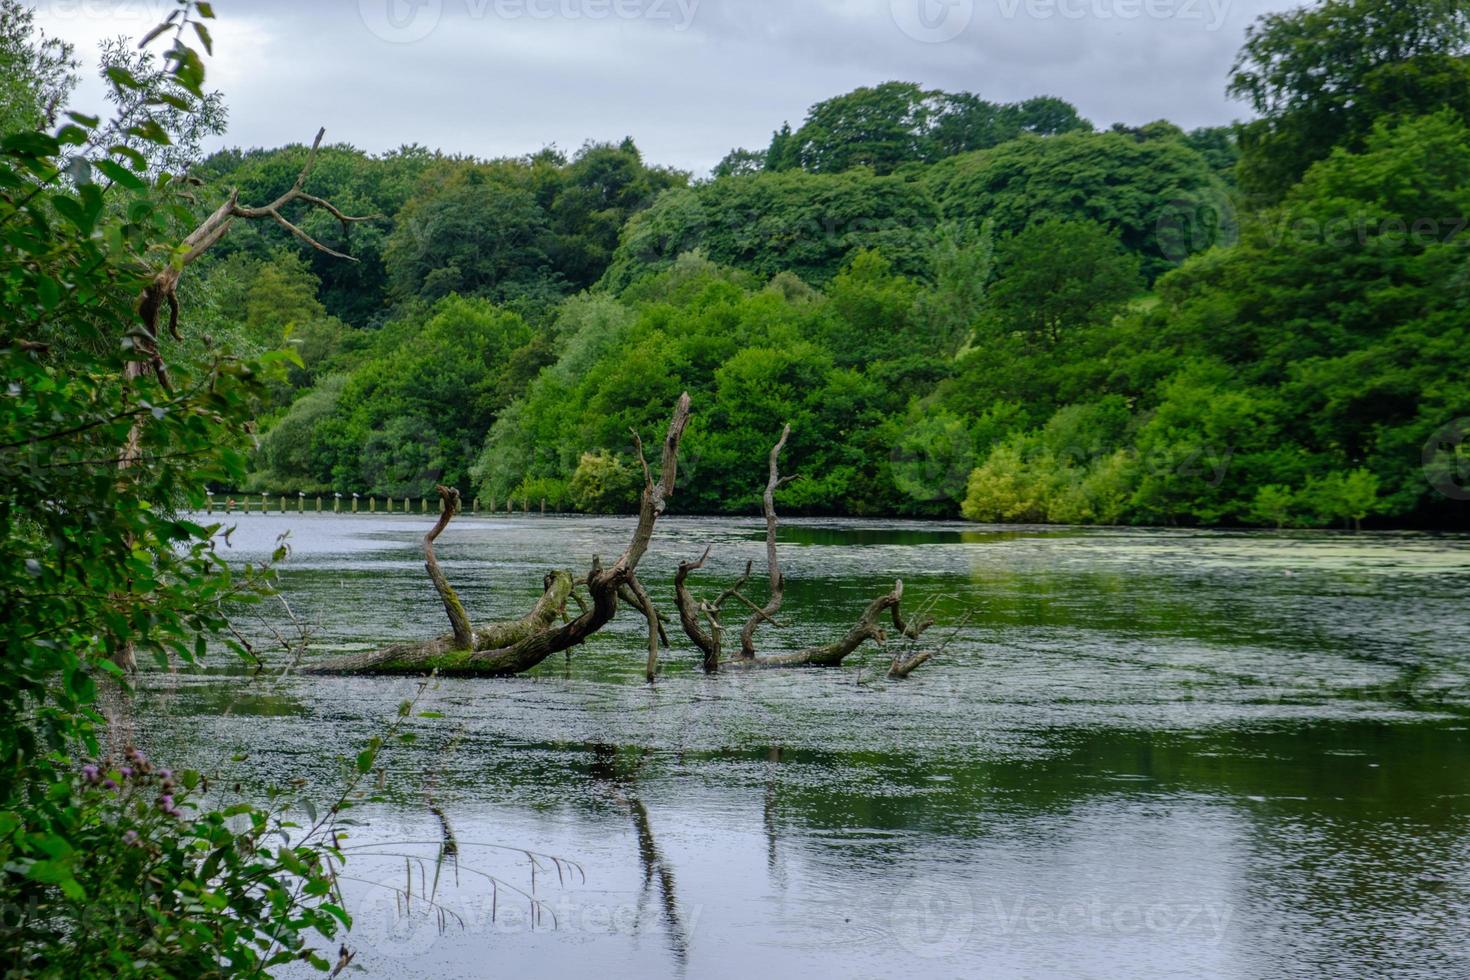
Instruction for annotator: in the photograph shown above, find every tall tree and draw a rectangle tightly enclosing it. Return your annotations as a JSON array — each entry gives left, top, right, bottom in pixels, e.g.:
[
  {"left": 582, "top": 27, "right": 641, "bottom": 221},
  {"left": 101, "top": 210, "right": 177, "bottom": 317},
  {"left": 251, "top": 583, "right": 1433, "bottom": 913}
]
[{"left": 1230, "top": 0, "right": 1470, "bottom": 200}]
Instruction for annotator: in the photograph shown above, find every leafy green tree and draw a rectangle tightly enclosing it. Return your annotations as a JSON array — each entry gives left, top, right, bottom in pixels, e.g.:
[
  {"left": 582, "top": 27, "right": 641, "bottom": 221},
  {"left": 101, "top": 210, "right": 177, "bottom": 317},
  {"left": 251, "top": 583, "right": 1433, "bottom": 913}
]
[
  {"left": 791, "top": 81, "right": 940, "bottom": 174},
  {"left": 763, "top": 122, "right": 800, "bottom": 172},
  {"left": 197, "top": 141, "right": 435, "bottom": 324},
  {"left": 1303, "top": 469, "right": 1382, "bottom": 530},
  {"left": 910, "top": 221, "right": 993, "bottom": 355},
  {"left": 94, "top": 37, "right": 226, "bottom": 178},
  {"left": 961, "top": 439, "right": 1050, "bottom": 523},
  {"left": 1184, "top": 126, "right": 1240, "bottom": 179},
  {"left": 602, "top": 168, "right": 939, "bottom": 290},
  {"left": 309, "top": 295, "right": 534, "bottom": 495},
  {"left": 1155, "top": 111, "right": 1470, "bottom": 522},
  {"left": 0, "top": 6, "right": 375, "bottom": 972},
  {"left": 770, "top": 84, "right": 1091, "bottom": 173},
  {"left": 1247, "top": 484, "right": 1298, "bottom": 528},
  {"left": 821, "top": 249, "right": 921, "bottom": 366},
  {"left": 927, "top": 130, "right": 1226, "bottom": 280},
  {"left": 713, "top": 147, "right": 766, "bottom": 178},
  {"left": 547, "top": 138, "right": 686, "bottom": 289},
  {"left": 0, "top": 0, "right": 75, "bottom": 134},
  {"left": 252, "top": 375, "right": 348, "bottom": 493},
  {"left": 385, "top": 168, "right": 560, "bottom": 308},
  {"left": 890, "top": 410, "right": 975, "bottom": 506},
  {"left": 1229, "top": 0, "right": 1470, "bottom": 200},
  {"left": 569, "top": 450, "right": 642, "bottom": 513},
  {"left": 986, "top": 221, "right": 1140, "bottom": 347}
]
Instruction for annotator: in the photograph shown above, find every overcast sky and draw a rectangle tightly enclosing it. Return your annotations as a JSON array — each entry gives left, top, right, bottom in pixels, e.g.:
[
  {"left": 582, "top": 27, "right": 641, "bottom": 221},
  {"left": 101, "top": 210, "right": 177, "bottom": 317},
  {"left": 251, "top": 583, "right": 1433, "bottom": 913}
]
[{"left": 33, "top": 0, "right": 1299, "bottom": 174}]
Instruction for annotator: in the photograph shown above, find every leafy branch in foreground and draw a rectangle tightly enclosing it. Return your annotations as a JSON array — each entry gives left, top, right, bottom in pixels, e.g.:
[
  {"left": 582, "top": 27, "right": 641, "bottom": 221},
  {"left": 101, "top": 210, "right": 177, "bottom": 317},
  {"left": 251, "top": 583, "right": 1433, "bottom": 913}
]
[{"left": 0, "top": 3, "right": 393, "bottom": 974}]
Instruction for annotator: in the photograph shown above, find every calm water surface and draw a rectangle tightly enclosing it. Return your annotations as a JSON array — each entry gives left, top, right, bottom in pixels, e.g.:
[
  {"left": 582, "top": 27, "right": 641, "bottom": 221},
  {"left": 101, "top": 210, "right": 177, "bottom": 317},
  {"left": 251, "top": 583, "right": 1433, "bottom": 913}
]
[{"left": 129, "top": 515, "right": 1470, "bottom": 979}]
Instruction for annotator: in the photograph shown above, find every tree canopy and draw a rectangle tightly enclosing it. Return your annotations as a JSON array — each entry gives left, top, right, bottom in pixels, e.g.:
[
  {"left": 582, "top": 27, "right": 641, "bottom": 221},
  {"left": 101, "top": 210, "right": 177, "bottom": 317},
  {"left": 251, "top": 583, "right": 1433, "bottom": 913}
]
[{"left": 149, "top": 0, "right": 1470, "bottom": 531}]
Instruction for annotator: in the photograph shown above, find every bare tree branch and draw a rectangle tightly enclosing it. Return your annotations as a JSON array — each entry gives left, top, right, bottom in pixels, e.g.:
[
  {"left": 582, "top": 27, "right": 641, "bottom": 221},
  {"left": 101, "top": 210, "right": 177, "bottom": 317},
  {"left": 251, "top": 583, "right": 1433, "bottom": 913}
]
[
  {"left": 424, "top": 486, "right": 473, "bottom": 651},
  {"left": 739, "top": 424, "right": 790, "bottom": 659}
]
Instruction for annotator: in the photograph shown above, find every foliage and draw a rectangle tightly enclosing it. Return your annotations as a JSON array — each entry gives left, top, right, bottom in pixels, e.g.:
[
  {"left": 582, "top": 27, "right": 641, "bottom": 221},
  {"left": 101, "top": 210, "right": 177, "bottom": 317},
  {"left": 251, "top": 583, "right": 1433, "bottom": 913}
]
[
  {"left": 0, "top": 5, "right": 380, "bottom": 974},
  {"left": 984, "top": 220, "right": 1140, "bottom": 347},
  {"left": 926, "top": 129, "right": 1226, "bottom": 281},
  {"left": 1229, "top": 0, "right": 1470, "bottom": 200},
  {"left": 0, "top": 0, "right": 76, "bottom": 135},
  {"left": 745, "top": 81, "right": 1091, "bottom": 176},
  {"left": 384, "top": 168, "right": 559, "bottom": 309},
  {"left": 144, "top": 0, "right": 1470, "bottom": 534},
  {"left": 254, "top": 295, "right": 536, "bottom": 495},
  {"left": 568, "top": 450, "right": 641, "bottom": 513},
  {"left": 601, "top": 167, "right": 940, "bottom": 290},
  {"left": 472, "top": 256, "right": 947, "bottom": 516}
]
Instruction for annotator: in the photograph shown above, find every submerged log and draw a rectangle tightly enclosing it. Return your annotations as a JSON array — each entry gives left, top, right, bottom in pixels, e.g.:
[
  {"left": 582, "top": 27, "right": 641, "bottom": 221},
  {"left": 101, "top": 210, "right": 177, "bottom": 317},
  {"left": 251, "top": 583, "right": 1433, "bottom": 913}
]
[
  {"left": 307, "top": 394, "right": 692, "bottom": 677},
  {"left": 301, "top": 571, "right": 574, "bottom": 675},
  {"left": 673, "top": 426, "right": 938, "bottom": 673},
  {"left": 719, "top": 580, "right": 932, "bottom": 670}
]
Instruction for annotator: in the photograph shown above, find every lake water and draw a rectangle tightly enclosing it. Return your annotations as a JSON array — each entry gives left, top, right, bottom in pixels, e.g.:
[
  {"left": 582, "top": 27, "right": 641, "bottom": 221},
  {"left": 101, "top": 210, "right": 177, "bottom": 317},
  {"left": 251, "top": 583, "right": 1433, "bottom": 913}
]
[{"left": 127, "top": 514, "right": 1470, "bottom": 979}]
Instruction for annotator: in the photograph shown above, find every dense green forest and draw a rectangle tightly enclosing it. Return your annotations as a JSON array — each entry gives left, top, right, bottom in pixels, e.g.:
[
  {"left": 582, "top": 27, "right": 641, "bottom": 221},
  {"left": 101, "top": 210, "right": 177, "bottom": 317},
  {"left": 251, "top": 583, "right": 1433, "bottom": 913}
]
[
  {"left": 1, "top": 0, "right": 1468, "bottom": 973},
  {"left": 176, "top": 0, "right": 1470, "bottom": 528}
]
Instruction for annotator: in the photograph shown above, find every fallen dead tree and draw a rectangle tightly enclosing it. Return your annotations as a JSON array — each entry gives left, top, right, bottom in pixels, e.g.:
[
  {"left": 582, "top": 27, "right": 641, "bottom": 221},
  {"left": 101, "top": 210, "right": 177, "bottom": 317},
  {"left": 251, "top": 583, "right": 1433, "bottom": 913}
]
[
  {"left": 673, "top": 426, "right": 937, "bottom": 676},
  {"left": 306, "top": 394, "right": 692, "bottom": 678}
]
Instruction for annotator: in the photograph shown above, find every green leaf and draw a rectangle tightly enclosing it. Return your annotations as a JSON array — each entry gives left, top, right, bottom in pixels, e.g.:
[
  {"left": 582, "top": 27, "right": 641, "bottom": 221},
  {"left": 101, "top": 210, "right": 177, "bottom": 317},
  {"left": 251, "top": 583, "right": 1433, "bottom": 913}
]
[
  {"left": 354, "top": 749, "right": 374, "bottom": 774},
  {"left": 1, "top": 131, "right": 59, "bottom": 156},
  {"left": 94, "top": 159, "right": 147, "bottom": 191},
  {"left": 105, "top": 66, "right": 143, "bottom": 90},
  {"left": 36, "top": 274, "right": 60, "bottom": 310},
  {"left": 26, "top": 859, "right": 75, "bottom": 888},
  {"left": 139, "top": 23, "right": 172, "bottom": 48},
  {"left": 50, "top": 195, "right": 92, "bottom": 235},
  {"left": 110, "top": 145, "right": 148, "bottom": 168}
]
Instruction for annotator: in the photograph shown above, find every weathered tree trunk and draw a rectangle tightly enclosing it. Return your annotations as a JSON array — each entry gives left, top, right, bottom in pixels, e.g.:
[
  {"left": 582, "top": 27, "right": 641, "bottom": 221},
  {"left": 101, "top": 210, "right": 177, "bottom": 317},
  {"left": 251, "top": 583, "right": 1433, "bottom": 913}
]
[
  {"left": 738, "top": 424, "right": 790, "bottom": 660},
  {"left": 888, "top": 650, "right": 933, "bottom": 679},
  {"left": 672, "top": 548, "right": 753, "bottom": 673},
  {"left": 624, "top": 573, "right": 663, "bottom": 684},
  {"left": 299, "top": 571, "right": 574, "bottom": 674},
  {"left": 424, "top": 486, "right": 474, "bottom": 651},
  {"left": 307, "top": 394, "right": 693, "bottom": 678},
  {"left": 673, "top": 425, "right": 938, "bottom": 673}
]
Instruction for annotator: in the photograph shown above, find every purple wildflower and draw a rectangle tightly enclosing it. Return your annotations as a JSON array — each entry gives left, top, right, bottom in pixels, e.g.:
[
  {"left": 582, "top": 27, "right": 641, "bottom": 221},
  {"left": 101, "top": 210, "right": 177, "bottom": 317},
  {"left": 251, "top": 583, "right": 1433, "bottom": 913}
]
[
  {"left": 102, "top": 778, "right": 118, "bottom": 791},
  {"left": 81, "top": 764, "right": 100, "bottom": 784}
]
